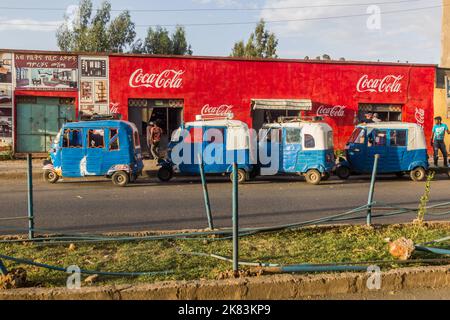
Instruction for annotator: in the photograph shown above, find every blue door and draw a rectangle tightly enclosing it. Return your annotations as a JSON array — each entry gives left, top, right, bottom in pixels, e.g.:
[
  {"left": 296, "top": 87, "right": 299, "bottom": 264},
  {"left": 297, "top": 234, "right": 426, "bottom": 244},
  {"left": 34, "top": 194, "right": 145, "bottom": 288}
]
[
  {"left": 387, "top": 129, "right": 408, "bottom": 171},
  {"left": 258, "top": 128, "right": 281, "bottom": 174},
  {"left": 61, "top": 128, "right": 85, "bottom": 177},
  {"left": 282, "top": 127, "right": 302, "bottom": 173},
  {"left": 85, "top": 128, "right": 106, "bottom": 175},
  {"left": 203, "top": 127, "right": 227, "bottom": 173},
  {"left": 101, "top": 127, "right": 122, "bottom": 173},
  {"left": 347, "top": 128, "right": 367, "bottom": 173}
]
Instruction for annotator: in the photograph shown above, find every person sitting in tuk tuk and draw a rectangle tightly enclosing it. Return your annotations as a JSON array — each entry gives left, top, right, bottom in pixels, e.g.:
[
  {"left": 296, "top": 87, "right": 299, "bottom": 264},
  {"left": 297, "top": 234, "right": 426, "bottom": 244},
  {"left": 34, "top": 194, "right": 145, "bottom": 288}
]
[{"left": 431, "top": 116, "right": 450, "bottom": 167}]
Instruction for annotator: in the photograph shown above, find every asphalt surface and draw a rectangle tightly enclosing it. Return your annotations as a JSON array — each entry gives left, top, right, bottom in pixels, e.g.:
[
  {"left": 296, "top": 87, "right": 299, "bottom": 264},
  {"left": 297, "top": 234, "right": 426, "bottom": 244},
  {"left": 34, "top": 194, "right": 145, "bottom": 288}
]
[{"left": 0, "top": 171, "right": 449, "bottom": 235}]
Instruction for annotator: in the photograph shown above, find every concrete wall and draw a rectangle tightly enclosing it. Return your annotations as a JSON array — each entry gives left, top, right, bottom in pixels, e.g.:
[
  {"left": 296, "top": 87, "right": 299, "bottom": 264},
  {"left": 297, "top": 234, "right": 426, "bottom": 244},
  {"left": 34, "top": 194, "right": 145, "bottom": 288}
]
[
  {"left": 434, "top": 86, "right": 450, "bottom": 146},
  {"left": 442, "top": 0, "right": 450, "bottom": 67}
]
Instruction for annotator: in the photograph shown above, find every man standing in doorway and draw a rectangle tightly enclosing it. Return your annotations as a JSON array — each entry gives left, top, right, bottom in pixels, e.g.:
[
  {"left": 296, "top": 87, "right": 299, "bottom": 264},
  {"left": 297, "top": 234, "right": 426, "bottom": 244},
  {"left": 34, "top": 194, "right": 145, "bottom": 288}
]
[
  {"left": 431, "top": 116, "right": 450, "bottom": 167},
  {"left": 149, "top": 120, "right": 163, "bottom": 161}
]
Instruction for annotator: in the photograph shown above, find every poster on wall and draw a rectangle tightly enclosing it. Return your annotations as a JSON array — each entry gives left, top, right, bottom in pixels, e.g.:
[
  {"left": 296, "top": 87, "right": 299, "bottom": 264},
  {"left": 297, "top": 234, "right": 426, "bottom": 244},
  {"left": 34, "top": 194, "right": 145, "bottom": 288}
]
[
  {"left": 80, "top": 81, "right": 93, "bottom": 103},
  {"left": 0, "top": 107, "right": 12, "bottom": 141},
  {"left": 15, "top": 53, "right": 78, "bottom": 90},
  {"left": 0, "top": 53, "right": 13, "bottom": 84},
  {"left": 0, "top": 52, "right": 13, "bottom": 150},
  {"left": 0, "top": 84, "right": 12, "bottom": 105},
  {"left": 79, "top": 56, "right": 109, "bottom": 119}
]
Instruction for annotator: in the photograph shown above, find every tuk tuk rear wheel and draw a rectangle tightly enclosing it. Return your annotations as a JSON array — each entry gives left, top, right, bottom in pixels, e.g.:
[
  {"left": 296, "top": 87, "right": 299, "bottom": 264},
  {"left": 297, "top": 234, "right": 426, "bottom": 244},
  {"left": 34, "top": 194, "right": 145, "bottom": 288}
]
[
  {"left": 43, "top": 170, "right": 59, "bottom": 184},
  {"left": 230, "top": 169, "right": 247, "bottom": 184},
  {"left": 112, "top": 171, "right": 129, "bottom": 187},
  {"left": 322, "top": 172, "right": 331, "bottom": 181},
  {"left": 336, "top": 166, "right": 351, "bottom": 180},
  {"left": 410, "top": 167, "right": 426, "bottom": 182},
  {"left": 305, "top": 169, "right": 322, "bottom": 185},
  {"left": 157, "top": 167, "right": 173, "bottom": 182}
]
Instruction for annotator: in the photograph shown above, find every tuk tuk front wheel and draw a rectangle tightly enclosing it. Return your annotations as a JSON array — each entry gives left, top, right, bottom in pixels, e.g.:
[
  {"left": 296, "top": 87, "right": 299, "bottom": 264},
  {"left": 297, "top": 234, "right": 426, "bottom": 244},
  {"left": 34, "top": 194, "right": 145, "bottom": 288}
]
[
  {"left": 336, "top": 166, "right": 351, "bottom": 180},
  {"left": 305, "top": 169, "right": 322, "bottom": 185},
  {"left": 230, "top": 169, "right": 247, "bottom": 184},
  {"left": 112, "top": 171, "right": 130, "bottom": 187},
  {"left": 157, "top": 167, "right": 173, "bottom": 182},
  {"left": 410, "top": 167, "right": 426, "bottom": 182},
  {"left": 43, "top": 170, "right": 59, "bottom": 184}
]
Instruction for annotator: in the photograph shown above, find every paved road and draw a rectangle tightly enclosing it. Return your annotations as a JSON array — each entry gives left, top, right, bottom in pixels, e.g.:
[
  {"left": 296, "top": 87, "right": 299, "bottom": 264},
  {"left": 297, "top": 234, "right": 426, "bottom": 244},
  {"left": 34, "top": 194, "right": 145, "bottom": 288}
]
[{"left": 0, "top": 171, "right": 449, "bottom": 235}]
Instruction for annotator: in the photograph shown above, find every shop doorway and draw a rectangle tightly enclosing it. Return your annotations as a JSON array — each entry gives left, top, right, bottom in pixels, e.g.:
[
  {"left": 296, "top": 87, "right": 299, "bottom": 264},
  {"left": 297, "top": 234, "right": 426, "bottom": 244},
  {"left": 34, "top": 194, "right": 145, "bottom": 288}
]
[
  {"left": 358, "top": 104, "right": 403, "bottom": 122},
  {"left": 251, "top": 99, "right": 313, "bottom": 131},
  {"left": 16, "top": 96, "right": 75, "bottom": 153},
  {"left": 128, "top": 99, "right": 183, "bottom": 156}
]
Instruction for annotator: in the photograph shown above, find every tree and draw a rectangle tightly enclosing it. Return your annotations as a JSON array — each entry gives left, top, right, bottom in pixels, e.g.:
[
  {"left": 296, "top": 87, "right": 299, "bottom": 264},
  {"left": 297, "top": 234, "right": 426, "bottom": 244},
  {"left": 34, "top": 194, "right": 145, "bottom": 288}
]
[
  {"left": 171, "top": 26, "right": 193, "bottom": 55},
  {"left": 144, "top": 26, "right": 173, "bottom": 54},
  {"left": 231, "top": 19, "right": 278, "bottom": 58},
  {"left": 56, "top": 0, "right": 136, "bottom": 53},
  {"left": 141, "top": 25, "right": 193, "bottom": 55}
]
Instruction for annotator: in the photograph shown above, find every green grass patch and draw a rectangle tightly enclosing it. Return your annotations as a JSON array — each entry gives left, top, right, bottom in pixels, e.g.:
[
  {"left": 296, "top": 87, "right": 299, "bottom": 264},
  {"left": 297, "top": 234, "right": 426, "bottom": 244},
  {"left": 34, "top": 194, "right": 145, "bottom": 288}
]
[{"left": 1, "top": 223, "right": 450, "bottom": 288}]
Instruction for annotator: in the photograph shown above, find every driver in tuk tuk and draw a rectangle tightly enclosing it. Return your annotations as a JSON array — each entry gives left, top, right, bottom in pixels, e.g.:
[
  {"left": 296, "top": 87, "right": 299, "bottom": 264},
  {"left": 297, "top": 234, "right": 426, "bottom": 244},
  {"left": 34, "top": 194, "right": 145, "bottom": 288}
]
[{"left": 431, "top": 116, "right": 450, "bottom": 167}]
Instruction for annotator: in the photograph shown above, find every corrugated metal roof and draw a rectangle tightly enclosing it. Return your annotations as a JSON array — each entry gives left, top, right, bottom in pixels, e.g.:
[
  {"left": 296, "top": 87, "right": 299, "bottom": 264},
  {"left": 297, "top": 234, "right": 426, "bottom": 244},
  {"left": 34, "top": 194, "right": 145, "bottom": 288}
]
[
  {"left": 252, "top": 99, "right": 312, "bottom": 111},
  {"left": 0, "top": 48, "right": 437, "bottom": 68}
]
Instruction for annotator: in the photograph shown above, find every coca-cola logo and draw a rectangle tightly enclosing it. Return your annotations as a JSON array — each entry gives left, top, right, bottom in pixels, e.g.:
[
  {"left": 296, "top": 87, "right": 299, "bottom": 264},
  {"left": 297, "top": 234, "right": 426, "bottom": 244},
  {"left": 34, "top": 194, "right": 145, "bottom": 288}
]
[
  {"left": 357, "top": 75, "right": 403, "bottom": 93},
  {"left": 201, "top": 104, "right": 234, "bottom": 118},
  {"left": 129, "top": 69, "right": 184, "bottom": 89},
  {"left": 316, "top": 105, "right": 346, "bottom": 117},
  {"left": 415, "top": 107, "right": 425, "bottom": 127}
]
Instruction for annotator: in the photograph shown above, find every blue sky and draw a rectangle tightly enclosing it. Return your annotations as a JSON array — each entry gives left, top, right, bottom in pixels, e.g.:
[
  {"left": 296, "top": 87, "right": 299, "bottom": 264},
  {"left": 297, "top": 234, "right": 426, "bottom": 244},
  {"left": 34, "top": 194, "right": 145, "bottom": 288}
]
[{"left": 0, "top": 0, "right": 443, "bottom": 64}]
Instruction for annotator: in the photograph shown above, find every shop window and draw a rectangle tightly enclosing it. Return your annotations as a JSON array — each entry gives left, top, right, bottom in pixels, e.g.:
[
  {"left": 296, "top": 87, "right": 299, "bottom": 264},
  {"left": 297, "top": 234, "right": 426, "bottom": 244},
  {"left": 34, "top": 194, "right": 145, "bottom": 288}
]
[
  {"left": 62, "top": 129, "right": 82, "bottom": 148},
  {"left": 304, "top": 134, "right": 315, "bottom": 149},
  {"left": 368, "top": 130, "right": 387, "bottom": 147},
  {"left": 390, "top": 130, "right": 407, "bottom": 147},
  {"left": 109, "top": 128, "right": 119, "bottom": 151},
  {"left": 88, "top": 129, "right": 105, "bottom": 148},
  {"left": 285, "top": 128, "right": 301, "bottom": 144}
]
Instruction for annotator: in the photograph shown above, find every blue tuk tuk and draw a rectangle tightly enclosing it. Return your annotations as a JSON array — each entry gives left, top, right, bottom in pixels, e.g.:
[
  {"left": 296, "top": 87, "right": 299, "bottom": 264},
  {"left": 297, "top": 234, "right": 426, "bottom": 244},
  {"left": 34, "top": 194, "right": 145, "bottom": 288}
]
[
  {"left": 157, "top": 119, "right": 253, "bottom": 183},
  {"left": 43, "top": 120, "right": 144, "bottom": 187},
  {"left": 336, "top": 122, "right": 429, "bottom": 181},
  {"left": 257, "top": 119, "right": 335, "bottom": 185}
]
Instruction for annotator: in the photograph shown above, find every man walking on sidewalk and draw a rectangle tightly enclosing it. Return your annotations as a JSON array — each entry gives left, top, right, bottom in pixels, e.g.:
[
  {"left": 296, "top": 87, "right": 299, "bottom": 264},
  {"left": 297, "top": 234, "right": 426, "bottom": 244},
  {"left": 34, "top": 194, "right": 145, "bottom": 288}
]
[{"left": 431, "top": 116, "right": 450, "bottom": 167}]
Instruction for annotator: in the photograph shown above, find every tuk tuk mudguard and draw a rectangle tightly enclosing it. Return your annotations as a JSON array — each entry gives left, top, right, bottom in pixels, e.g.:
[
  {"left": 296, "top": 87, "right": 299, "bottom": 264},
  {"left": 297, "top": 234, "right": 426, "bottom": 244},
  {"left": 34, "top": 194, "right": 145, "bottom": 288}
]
[{"left": 408, "top": 161, "right": 429, "bottom": 172}]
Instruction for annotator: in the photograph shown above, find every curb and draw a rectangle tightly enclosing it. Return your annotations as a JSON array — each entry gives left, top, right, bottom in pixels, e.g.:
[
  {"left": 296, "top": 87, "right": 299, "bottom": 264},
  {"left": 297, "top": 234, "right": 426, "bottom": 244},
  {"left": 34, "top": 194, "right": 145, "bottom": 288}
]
[{"left": 1, "top": 265, "right": 450, "bottom": 300}]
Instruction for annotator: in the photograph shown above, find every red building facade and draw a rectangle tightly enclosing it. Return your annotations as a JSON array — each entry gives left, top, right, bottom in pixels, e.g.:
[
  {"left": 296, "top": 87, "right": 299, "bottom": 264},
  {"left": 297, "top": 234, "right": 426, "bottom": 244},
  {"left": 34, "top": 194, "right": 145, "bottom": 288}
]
[
  {"left": 0, "top": 49, "right": 436, "bottom": 153},
  {"left": 108, "top": 55, "right": 436, "bottom": 150}
]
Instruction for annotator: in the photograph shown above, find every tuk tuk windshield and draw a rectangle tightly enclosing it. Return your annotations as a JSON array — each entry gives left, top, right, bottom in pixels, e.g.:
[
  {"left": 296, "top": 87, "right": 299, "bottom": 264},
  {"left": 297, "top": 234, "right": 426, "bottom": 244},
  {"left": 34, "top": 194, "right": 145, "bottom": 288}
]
[
  {"left": 171, "top": 128, "right": 182, "bottom": 142},
  {"left": 349, "top": 128, "right": 365, "bottom": 144}
]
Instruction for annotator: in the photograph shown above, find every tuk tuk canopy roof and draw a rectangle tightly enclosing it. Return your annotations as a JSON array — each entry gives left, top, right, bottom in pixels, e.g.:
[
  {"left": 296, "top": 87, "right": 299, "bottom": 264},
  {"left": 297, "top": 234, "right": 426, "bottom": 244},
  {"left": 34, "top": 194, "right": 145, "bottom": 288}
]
[
  {"left": 262, "top": 121, "right": 333, "bottom": 150},
  {"left": 252, "top": 99, "right": 313, "bottom": 111},
  {"left": 358, "top": 122, "right": 427, "bottom": 151},
  {"left": 184, "top": 119, "right": 250, "bottom": 151}
]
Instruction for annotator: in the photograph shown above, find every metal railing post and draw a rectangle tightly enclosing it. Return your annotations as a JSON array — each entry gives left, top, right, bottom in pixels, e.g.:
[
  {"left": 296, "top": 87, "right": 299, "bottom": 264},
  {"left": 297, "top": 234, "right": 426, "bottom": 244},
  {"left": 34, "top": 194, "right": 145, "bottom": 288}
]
[
  {"left": 367, "top": 154, "right": 380, "bottom": 226},
  {"left": 27, "top": 153, "right": 34, "bottom": 240},
  {"left": 232, "top": 163, "right": 239, "bottom": 275},
  {"left": 198, "top": 154, "right": 214, "bottom": 230}
]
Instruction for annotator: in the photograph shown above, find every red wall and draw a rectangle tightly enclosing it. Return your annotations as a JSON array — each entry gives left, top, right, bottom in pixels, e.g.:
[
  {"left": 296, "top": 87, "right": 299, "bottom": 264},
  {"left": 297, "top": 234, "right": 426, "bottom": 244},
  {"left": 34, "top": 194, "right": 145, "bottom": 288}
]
[{"left": 109, "top": 56, "right": 436, "bottom": 150}]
